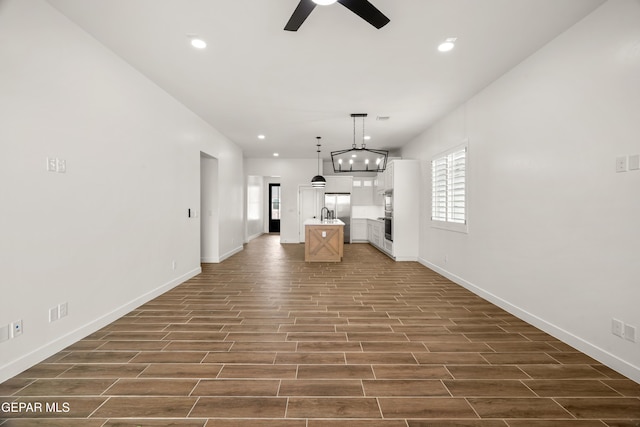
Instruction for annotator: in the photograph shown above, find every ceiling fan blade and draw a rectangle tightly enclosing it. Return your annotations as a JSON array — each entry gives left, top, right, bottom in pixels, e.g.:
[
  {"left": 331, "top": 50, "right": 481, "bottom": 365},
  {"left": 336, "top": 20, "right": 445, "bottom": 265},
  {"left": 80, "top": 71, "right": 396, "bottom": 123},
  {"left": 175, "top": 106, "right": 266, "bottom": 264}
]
[
  {"left": 337, "top": 0, "right": 390, "bottom": 29},
  {"left": 284, "top": 0, "right": 317, "bottom": 31}
]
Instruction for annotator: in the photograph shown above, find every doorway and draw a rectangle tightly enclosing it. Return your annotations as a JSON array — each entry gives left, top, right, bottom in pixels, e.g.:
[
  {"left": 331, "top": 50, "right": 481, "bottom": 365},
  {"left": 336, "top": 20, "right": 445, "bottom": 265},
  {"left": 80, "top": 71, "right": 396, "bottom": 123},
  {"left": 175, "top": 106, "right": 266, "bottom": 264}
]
[
  {"left": 298, "top": 186, "right": 322, "bottom": 242},
  {"left": 268, "top": 183, "right": 281, "bottom": 233},
  {"left": 200, "top": 153, "right": 219, "bottom": 262}
]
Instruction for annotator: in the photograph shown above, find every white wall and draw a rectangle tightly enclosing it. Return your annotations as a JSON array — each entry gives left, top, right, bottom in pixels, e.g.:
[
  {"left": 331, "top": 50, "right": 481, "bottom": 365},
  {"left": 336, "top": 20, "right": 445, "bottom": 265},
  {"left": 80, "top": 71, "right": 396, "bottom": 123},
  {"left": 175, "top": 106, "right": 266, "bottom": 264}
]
[
  {"left": 0, "top": 0, "right": 244, "bottom": 382},
  {"left": 246, "top": 175, "right": 265, "bottom": 241},
  {"left": 401, "top": 0, "right": 640, "bottom": 382},
  {"left": 201, "top": 154, "right": 220, "bottom": 262},
  {"left": 245, "top": 158, "right": 317, "bottom": 243}
]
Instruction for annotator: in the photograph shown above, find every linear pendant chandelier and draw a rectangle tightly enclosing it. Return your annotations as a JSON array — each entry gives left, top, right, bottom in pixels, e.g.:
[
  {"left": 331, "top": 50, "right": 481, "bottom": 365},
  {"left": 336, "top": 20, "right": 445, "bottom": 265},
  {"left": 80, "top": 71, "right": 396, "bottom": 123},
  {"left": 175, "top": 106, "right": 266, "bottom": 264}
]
[{"left": 331, "top": 113, "right": 388, "bottom": 173}]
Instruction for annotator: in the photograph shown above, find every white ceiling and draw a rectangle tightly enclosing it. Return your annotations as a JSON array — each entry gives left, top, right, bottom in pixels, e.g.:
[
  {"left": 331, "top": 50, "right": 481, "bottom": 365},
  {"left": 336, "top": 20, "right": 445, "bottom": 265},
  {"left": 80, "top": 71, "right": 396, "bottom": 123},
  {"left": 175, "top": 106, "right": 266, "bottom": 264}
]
[{"left": 47, "top": 0, "right": 604, "bottom": 160}]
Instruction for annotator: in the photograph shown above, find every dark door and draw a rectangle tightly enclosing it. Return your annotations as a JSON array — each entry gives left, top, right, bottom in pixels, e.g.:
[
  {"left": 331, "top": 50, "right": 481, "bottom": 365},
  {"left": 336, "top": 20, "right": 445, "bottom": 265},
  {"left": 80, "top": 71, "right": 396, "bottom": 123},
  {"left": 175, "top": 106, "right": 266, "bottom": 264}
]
[{"left": 268, "top": 184, "right": 281, "bottom": 233}]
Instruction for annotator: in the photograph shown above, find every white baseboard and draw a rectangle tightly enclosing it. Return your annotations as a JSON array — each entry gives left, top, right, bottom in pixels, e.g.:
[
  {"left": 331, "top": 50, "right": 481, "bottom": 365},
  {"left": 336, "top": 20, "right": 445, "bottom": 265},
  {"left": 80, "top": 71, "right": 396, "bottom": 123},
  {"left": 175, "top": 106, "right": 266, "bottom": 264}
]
[
  {"left": 246, "top": 232, "right": 263, "bottom": 243},
  {"left": 0, "top": 267, "right": 201, "bottom": 383},
  {"left": 202, "top": 244, "right": 244, "bottom": 263},
  {"left": 418, "top": 257, "right": 640, "bottom": 384},
  {"left": 394, "top": 256, "right": 418, "bottom": 262},
  {"left": 219, "top": 245, "right": 243, "bottom": 262}
]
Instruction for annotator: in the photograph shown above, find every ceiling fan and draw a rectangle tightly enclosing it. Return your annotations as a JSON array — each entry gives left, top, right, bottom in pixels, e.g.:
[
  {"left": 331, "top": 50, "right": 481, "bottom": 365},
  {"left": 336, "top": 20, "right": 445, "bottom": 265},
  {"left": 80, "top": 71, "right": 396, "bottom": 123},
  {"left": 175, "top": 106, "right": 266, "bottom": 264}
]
[{"left": 284, "top": 0, "right": 390, "bottom": 32}]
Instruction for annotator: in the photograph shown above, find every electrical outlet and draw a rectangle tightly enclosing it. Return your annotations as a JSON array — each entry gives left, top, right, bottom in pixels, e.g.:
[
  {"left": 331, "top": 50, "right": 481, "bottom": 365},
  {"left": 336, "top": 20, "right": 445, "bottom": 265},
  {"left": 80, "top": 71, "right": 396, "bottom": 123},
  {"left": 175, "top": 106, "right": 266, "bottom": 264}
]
[
  {"left": 49, "top": 306, "right": 59, "bottom": 323},
  {"left": 10, "top": 320, "right": 23, "bottom": 338},
  {"left": 616, "top": 156, "right": 627, "bottom": 173},
  {"left": 56, "top": 158, "right": 66, "bottom": 173},
  {"left": 612, "top": 318, "right": 624, "bottom": 337},
  {"left": 172, "top": 260, "right": 177, "bottom": 270},
  {"left": 59, "top": 302, "right": 68, "bottom": 318},
  {"left": 624, "top": 324, "right": 636, "bottom": 343}
]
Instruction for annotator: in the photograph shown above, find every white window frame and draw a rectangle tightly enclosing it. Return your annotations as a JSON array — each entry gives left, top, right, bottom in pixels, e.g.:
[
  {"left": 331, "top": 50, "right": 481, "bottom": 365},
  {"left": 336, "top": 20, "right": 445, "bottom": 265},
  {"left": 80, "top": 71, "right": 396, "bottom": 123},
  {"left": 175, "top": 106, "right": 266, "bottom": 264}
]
[{"left": 431, "top": 142, "right": 468, "bottom": 233}]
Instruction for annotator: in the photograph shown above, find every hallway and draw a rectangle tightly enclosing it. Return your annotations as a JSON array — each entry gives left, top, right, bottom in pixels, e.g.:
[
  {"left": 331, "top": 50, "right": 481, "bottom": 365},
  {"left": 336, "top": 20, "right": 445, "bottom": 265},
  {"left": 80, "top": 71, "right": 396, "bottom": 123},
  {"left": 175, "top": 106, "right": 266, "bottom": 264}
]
[{"left": 1, "top": 234, "right": 639, "bottom": 426}]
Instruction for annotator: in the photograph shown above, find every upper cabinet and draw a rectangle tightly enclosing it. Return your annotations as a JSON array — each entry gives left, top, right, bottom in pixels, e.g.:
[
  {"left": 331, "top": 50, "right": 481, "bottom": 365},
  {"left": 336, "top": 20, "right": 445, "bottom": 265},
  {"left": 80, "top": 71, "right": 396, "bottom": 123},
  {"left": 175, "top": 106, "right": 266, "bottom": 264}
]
[
  {"left": 384, "top": 162, "right": 394, "bottom": 191},
  {"left": 324, "top": 176, "right": 352, "bottom": 193},
  {"left": 351, "top": 177, "right": 375, "bottom": 206},
  {"left": 376, "top": 157, "right": 400, "bottom": 193}
]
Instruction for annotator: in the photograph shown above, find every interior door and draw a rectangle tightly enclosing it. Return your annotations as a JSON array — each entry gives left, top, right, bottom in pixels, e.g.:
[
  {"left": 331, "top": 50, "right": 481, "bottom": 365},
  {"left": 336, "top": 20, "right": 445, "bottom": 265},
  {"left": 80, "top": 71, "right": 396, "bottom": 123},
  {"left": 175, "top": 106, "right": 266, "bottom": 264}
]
[
  {"left": 268, "top": 183, "right": 281, "bottom": 233},
  {"left": 299, "top": 186, "right": 321, "bottom": 242}
]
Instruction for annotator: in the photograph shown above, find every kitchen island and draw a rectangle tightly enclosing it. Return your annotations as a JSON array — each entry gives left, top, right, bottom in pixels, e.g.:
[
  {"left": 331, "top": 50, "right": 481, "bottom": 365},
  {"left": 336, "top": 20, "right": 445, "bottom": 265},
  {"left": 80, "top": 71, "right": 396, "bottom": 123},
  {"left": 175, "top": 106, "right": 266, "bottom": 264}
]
[{"left": 304, "top": 219, "right": 345, "bottom": 262}]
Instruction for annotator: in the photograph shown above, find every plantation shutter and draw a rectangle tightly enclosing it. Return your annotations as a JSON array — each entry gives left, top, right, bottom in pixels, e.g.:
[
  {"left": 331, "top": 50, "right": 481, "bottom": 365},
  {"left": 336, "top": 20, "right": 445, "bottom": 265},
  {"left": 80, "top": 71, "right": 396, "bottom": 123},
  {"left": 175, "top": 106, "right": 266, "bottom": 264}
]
[
  {"left": 448, "top": 147, "right": 466, "bottom": 224},
  {"left": 431, "top": 146, "right": 466, "bottom": 224},
  {"left": 431, "top": 157, "right": 448, "bottom": 221}
]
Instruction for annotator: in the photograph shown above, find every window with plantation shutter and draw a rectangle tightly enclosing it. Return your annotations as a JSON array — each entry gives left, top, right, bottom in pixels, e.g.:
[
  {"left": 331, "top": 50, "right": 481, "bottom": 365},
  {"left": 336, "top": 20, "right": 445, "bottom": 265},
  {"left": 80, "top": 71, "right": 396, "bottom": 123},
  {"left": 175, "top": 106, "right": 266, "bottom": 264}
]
[{"left": 431, "top": 144, "right": 467, "bottom": 232}]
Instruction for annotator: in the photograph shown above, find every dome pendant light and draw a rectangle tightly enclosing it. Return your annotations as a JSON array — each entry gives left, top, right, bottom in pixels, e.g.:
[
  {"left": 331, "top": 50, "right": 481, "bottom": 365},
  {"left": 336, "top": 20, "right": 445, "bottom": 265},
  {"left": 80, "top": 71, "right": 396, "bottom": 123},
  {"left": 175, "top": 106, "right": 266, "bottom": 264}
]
[{"left": 311, "top": 136, "right": 326, "bottom": 188}]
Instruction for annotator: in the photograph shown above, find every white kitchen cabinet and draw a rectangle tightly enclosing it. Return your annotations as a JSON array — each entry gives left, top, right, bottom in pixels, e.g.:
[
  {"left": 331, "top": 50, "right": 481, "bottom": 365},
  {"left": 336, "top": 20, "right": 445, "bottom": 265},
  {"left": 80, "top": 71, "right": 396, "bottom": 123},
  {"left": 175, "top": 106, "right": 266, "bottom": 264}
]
[
  {"left": 383, "top": 238, "right": 393, "bottom": 254},
  {"left": 351, "top": 219, "right": 367, "bottom": 242},
  {"left": 324, "top": 176, "right": 352, "bottom": 193},
  {"left": 351, "top": 178, "right": 374, "bottom": 206},
  {"left": 367, "top": 219, "right": 384, "bottom": 250},
  {"left": 384, "top": 161, "right": 394, "bottom": 191},
  {"left": 375, "top": 172, "right": 385, "bottom": 194}
]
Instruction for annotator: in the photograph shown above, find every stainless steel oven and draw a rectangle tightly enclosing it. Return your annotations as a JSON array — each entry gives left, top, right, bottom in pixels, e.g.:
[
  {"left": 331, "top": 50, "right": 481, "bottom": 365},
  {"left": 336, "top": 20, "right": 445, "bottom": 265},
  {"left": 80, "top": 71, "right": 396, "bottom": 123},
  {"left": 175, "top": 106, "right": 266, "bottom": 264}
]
[
  {"left": 384, "top": 190, "right": 393, "bottom": 241},
  {"left": 384, "top": 215, "right": 392, "bottom": 241}
]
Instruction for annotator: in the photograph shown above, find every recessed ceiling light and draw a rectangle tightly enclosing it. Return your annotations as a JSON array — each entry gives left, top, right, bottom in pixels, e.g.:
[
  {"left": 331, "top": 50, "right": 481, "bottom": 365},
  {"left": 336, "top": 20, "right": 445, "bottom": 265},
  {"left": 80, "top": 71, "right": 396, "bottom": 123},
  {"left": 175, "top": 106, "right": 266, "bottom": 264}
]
[
  {"left": 313, "top": 0, "right": 337, "bottom": 5},
  {"left": 364, "top": 135, "right": 371, "bottom": 140},
  {"left": 438, "top": 37, "right": 457, "bottom": 52},
  {"left": 190, "top": 38, "right": 207, "bottom": 49},
  {"left": 273, "top": 153, "right": 279, "bottom": 157},
  {"left": 258, "top": 134, "right": 266, "bottom": 140}
]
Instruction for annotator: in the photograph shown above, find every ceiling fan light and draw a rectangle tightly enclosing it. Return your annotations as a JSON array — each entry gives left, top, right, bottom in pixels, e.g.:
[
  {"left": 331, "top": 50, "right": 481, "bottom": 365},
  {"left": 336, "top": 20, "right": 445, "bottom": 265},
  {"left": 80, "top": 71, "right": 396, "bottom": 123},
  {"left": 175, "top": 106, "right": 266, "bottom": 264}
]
[{"left": 312, "top": 0, "right": 337, "bottom": 5}]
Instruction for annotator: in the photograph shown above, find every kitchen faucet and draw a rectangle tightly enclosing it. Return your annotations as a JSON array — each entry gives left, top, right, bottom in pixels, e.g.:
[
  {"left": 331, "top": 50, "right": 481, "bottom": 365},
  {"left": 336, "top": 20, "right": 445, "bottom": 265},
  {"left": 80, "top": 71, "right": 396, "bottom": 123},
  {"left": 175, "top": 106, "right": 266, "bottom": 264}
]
[{"left": 320, "top": 207, "right": 330, "bottom": 222}]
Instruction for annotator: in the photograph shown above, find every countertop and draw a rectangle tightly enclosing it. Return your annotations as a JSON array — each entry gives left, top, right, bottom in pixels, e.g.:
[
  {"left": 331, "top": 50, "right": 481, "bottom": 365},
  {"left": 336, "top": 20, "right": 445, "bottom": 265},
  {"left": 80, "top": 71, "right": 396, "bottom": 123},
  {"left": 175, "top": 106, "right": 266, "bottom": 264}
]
[
  {"left": 352, "top": 217, "right": 385, "bottom": 222},
  {"left": 304, "top": 219, "right": 345, "bottom": 226}
]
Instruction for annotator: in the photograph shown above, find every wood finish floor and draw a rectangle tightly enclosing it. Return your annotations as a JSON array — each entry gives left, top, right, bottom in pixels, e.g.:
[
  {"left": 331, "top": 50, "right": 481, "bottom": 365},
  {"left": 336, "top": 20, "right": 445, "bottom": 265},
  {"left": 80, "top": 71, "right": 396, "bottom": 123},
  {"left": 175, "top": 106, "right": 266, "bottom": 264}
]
[{"left": 2, "top": 234, "right": 639, "bottom": 426}]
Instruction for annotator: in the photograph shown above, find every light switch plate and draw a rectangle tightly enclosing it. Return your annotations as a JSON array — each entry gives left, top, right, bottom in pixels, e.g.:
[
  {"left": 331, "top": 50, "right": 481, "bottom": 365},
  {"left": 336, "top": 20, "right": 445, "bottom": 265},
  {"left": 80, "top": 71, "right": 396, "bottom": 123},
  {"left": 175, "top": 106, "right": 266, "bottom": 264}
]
[
  {"left": 629, "top": 154, "right": 640, "bottom": 171},
  {"left": 612, "top": 318, "right": 624, "bottom": 337},
  {"left": 47, "top": 157, "right": 57, "bottom": 172}
]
